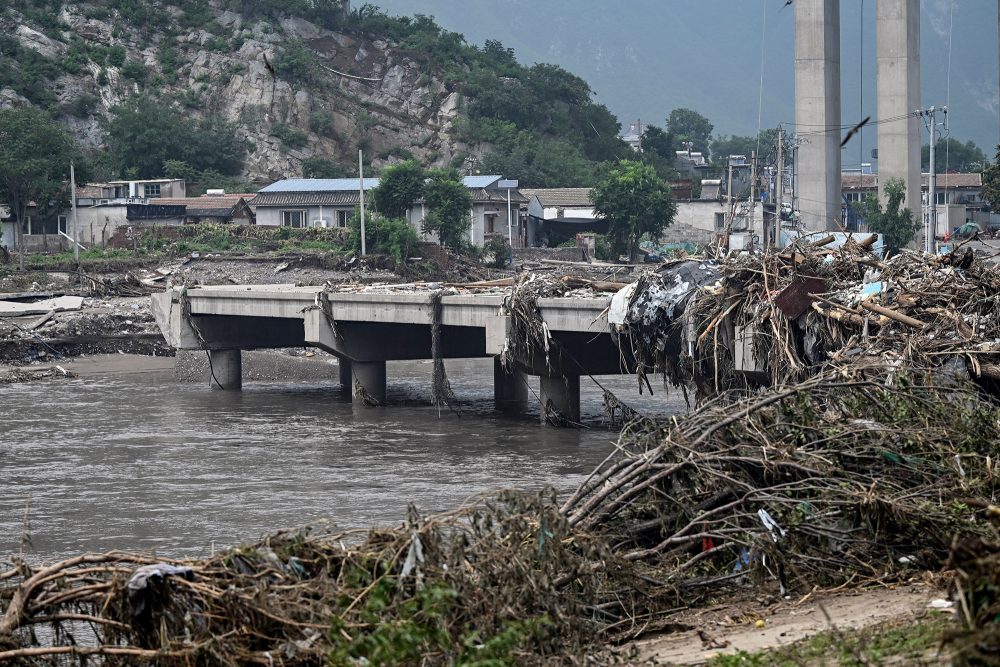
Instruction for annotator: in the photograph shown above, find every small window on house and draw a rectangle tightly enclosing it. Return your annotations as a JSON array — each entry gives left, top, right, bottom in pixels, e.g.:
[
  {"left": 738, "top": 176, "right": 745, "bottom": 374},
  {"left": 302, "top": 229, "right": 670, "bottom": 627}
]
[
  {"left": 337, "top": 210, "right": 351, "bottom": 228},
  {"left": 714, "top": 212, "right": 726, "bottom": 230},
  {"left": 281, "top": 210, "right": 306, "bottom": 228},
  {"left": 144, "top": 184, "right": 161, "bottom": 198},
  {"left": 58, "top": 216, "right": 67, "bottom": 234},
  {"left": 936, "top": 192, "right": 947, "bottom": 205}
]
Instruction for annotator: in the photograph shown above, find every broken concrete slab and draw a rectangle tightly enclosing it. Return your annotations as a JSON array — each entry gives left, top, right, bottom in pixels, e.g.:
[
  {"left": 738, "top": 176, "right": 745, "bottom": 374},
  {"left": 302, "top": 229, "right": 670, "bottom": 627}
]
[{"left": 0, "top": 296, "right": 85, "bottom": 317}]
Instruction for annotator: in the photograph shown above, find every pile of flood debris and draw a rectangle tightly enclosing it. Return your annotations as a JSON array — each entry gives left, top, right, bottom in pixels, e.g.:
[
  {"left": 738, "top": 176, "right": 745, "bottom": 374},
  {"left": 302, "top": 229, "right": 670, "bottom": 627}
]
[
  {"left": 3, "top": 371, "right": 998, "bottom": 665},
  {"left": 609, "top": 235, "right": 1000, "bottom": 397},
  {"left": 948, "top": 535, "right": 1000, "bottom": 666}
]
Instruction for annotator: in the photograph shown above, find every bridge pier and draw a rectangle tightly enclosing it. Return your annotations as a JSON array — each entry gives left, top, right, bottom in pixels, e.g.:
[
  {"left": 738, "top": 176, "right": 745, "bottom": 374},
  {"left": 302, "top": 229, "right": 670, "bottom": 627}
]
[
  {"left": 208, "top": 349, "right": 242, "bottom": 390},
  {"left": 338, "top": 359, "right": 353, "bottom": 394},
  {"left": 493, "top": 358, "right": 528, "bottom": 412},
  {"left": 539, "top": 375, "right": 580, "bottom": 425},
  {"left": 351, "top": 360, "right": 386, "bottom": 405}
]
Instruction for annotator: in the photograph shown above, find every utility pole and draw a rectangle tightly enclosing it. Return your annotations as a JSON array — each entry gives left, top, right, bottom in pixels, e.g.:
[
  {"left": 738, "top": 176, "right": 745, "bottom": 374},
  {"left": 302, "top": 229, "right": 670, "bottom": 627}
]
[
  {"left": 726, "top": 157, "right": 735, "bottom": 227},
  {"left": 919, "top": 106, "right": 945, "bottom": 254},
  {"left": 358, "top": 149, "right": 366, "bottom": 256},
  {"left": 773, "top": 127, "right": 784, "bottom": 249},
  {"left": 70, "top": 162, "right": 80, "bottom": 262},
  {"left": 749, "top": 149, "right": 757, "bottom": 234}
]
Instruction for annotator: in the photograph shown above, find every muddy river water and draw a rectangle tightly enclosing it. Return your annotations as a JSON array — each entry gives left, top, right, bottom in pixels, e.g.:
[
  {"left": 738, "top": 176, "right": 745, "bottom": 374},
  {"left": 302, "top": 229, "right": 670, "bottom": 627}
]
[{"left": 0, "top": 358, "right": 685, "bottom": 560}]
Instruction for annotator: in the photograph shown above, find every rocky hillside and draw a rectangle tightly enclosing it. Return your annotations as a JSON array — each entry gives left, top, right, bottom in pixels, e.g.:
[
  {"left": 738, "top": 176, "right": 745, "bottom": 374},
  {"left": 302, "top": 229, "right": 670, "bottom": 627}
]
[{"left": 0, "top": 1, "right": 523, "bottom": 184}]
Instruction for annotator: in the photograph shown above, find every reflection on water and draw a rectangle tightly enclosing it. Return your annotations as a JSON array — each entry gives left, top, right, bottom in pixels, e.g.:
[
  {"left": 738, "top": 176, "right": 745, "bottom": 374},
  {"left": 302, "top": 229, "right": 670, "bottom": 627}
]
[{"left": 0, "top": 358, "right": 686, "bottom": 559}]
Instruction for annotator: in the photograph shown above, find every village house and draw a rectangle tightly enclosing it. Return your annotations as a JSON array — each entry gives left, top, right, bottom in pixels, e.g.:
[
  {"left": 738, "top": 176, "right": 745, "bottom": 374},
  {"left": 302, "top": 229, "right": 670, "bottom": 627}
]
[
  {"left": 250, "top": 176, "right": 527, "bottom": 247},
  {"left": 841, "top": 172, "right": 991, "bottom": 236},
  {"left": 0, "top": 179, "right": 252, "bottom": 251}
]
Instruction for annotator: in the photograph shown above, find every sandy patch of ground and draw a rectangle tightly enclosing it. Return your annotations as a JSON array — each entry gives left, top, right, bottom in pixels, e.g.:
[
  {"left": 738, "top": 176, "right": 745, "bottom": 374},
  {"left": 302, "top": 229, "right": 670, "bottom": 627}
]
[{"left": 627, "top": 581, "right": 949, "bottom": 665}]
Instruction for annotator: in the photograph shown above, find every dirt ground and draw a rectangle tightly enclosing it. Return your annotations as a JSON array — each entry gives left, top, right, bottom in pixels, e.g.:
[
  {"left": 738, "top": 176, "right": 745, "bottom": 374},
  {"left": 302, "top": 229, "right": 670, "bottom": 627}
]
[{"left": 626, "top": 581, "right": 951, "bottom": 665}]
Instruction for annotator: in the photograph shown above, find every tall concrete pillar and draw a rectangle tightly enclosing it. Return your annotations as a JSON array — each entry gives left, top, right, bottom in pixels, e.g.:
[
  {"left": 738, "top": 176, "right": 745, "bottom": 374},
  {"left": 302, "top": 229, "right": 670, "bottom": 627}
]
[
  {"left": 208, "top": 349, "right": 242, "bottom": 390},
  {"left": 877, "top": 0, "right": 921, "bottom": 214},
  {"left": 539, "top": 375, "right": 580, "bottom": 426},
  {"left": 351, "top": 360, "right": 386, "bottom": 405},
  {"left": 795, "top": 0, "right": 841, "bottom": 231},
  {"left": 338, "top": 358, "right": 352, "bottom": 394},
  {"left": 493, "top": 358, "right": 528, "bottom": 412}
]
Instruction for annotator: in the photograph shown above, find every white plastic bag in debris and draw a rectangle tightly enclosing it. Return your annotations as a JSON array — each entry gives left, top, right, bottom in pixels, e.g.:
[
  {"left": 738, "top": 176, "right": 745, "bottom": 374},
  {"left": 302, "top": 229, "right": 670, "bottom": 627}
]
[{"left": 608, "top": 283, "right": 637, "bottom": 326}]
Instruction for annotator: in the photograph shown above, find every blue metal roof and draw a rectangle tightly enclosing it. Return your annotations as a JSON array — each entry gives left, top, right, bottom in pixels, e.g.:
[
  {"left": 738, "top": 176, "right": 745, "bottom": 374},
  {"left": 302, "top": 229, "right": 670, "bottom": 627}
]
[
  {"left": 259, "top": 175, "right": 506, "bottom": 193},
  {"left": 259, "top": 178, "right": 381, "bottom": 193},
  {"left": 462, "top": 175, "right": 502, "bottom": 188}
]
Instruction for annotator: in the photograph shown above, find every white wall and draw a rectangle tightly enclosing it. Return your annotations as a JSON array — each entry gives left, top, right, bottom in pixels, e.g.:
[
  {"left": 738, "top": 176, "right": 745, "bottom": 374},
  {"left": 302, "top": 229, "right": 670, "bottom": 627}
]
[{"left": 256, "top": 205, "right": 355, "bottom": 228}]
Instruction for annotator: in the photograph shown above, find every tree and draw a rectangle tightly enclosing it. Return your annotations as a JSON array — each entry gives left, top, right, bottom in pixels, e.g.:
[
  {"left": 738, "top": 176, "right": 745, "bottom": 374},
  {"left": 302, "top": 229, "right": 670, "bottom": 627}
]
[
  {"left": 852, "top": 178, "right": 919, "bottom": 255},
  {"left": 301, "top": 156, "right": 351, "bottom": 178},
  {"left": 921, "top": 138, "right": 987, "bottom": 173},
  {"left": 590, "top": 160, "right": 677, "bottom": 260},
  {"left": 0, "top": 107, "right": 88, "bottom": 267},
  {"left": 666, "top": 108, "right": 713, "bottom": 156},
  {"left": 982, "top": 146, "right": 1000, "bottom": 212},
  {"left": 371, "top": 160, "right": 426, "bottom": 219},
  {"left": 102, "top": 97, "right": 246, "bottom": 178},
  {"left": 421, "top": 168, "right": 472, "bottom": 250}
]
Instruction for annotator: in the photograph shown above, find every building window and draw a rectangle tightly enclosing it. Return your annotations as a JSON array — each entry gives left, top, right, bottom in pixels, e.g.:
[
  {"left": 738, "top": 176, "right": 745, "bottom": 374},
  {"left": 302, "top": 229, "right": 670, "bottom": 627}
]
[
  {"left": 144, "top": 184, "right": 161, "bottom": 198},
  {"left": 936, "top": 192, "right": 947, "bottom": 205},
  {"left": 337, "top": 210, "right": 351, "bottom": 228},
  {"left": 58, "top": 215, "right": 67, "bottom": 234},
  {"left": 714, "top": 212, "right": 726, "bottom": 230},
  {"left": 22, "top": 216, "right": 62, "bottom": 235},
  {"left": 281, "top": 210, "right": 306, "bottom": 228},
  {"left": 844, "top": 192, "right": 863, "bottom": 203},
  {"left": 485, "top": 214, "right": 497, "bottom": 234}
]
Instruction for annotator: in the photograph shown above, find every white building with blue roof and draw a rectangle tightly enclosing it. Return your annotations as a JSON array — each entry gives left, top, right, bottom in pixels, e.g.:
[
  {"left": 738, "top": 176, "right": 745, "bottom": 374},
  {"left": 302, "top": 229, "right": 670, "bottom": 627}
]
[{"left": 250, "top": 175, "right": 527, "bottom": 247}]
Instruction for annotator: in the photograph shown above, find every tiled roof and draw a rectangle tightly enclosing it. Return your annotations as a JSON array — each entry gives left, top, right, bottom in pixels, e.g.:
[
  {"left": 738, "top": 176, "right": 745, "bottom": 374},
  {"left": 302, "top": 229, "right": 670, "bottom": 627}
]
[
  {"left": 841, "top": 172, "right": 982, "bottom": 190},
  {"left": 520, "top": 188, "right": 593, "bottom": 207},
  {"left": 468, "top": 188, "right": 528, "bottom": 204},
  {"left": 249, "top": 192, "right": 363, "bottom": 206},
  {"left": 154, "top": 196, "right": 249, "bottom": 209}
]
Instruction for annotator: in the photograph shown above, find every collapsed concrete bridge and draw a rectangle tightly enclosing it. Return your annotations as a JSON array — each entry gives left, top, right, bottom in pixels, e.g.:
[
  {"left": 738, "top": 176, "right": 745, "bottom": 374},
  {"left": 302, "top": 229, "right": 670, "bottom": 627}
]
[{"left": 151, "top": 285, "right": 633, "bottom": 424}]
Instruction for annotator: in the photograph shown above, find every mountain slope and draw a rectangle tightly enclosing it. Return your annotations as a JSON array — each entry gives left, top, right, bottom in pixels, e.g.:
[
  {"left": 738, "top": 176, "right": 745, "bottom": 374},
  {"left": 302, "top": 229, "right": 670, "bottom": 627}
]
[{"left": 0, "top": 0, "right": 624, "bottom": 186}]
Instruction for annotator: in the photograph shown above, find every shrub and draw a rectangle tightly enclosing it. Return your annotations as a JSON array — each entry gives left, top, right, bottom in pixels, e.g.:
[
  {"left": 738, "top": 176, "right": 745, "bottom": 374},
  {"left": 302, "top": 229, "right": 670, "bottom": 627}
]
[
  {"left": 270, "top": 124, "right": 308, "bottom": 149},
  {"left": 348, "top": 213, "right": 419, "bottom": 262}
]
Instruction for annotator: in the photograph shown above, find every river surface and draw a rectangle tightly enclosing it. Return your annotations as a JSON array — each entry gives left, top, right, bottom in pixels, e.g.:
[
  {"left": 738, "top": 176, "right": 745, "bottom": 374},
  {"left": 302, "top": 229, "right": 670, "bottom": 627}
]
[{"left": 0, "top": 358, "right": 686, "bottom": 560}]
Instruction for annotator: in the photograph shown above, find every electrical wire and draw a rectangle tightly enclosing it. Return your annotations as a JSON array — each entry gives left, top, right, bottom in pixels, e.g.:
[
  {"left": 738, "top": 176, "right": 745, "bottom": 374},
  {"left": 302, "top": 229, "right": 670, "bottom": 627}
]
[
  {"left": 755, "top": 0, "right": 767, "bottom": 160},
  {"left": 944, "top": 0, "right": 955, "bottom": 175}
]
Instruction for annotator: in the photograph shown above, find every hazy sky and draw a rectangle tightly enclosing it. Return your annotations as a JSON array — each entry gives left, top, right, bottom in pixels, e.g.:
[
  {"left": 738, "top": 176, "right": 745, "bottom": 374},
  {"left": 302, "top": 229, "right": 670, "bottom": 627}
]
[{"left": 372, "top": 0, "right": 999, "bottom": 163}]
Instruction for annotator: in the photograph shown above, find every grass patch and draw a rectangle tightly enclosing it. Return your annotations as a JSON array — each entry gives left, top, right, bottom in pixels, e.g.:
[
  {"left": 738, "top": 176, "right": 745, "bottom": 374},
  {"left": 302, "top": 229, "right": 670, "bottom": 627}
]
[{"left": 708, "top": 613, "right": 952, "bottom": 667}]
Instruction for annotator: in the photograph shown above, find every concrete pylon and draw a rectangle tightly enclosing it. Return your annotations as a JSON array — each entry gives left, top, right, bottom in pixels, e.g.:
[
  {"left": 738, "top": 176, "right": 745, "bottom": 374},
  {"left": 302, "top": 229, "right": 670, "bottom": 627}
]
[
  {"left": 794, "top": 0, "right": 841, "bottom": 231},
  {"left": 876, "top": 0, "right": 921, "bottom": 214}
]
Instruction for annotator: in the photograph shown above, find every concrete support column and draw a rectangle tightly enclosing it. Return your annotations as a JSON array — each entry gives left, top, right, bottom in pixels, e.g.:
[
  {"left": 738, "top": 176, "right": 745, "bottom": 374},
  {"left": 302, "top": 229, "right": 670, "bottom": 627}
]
[
  {"left": 794, "top": 0, "right": 841, "bottom": 231},
  {"left": 351, "top": 360, "right": 386, "bottom": 405},
  {"left": 208, "top": 349, "right": 242, "bottom": 390},
  {"left": 539, "top": 375, "right": 580, "bottom": 426},
  {"left": 493, "top": 358, "right": 528, "bottom": 412},
  {"left": 338, "top": 358, "right": 353, "bottom": 393},
  {"left": 877, "top": 0, "right": 921, "bottom": 215}
]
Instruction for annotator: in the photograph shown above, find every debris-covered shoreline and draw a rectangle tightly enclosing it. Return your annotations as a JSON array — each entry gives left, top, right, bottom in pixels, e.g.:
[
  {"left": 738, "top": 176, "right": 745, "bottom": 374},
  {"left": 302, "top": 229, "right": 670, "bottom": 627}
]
[{"left": 4, "top": 241, "right": 1000, "bottom": 663}]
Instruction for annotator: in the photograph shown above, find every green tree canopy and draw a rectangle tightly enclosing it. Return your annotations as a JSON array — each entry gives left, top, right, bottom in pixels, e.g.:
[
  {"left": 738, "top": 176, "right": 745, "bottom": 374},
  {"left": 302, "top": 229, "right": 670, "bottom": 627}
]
[
  {"left": 590, "top": 160, "right": 677, "bottom": 259},
  {"left": 0, "top": 107, "right": 89, "bottom": 264},
  {"left": 371, "top": 160, "right": 426, "bottom": 219},
  {"left": 421, "top": 168, "right": 472, "bottom": 250},
  {"left": 666, "top": 108, "right": 713, "bottom": 156},
  {"left": 301, "top": 156, "right": 352, "bottom": 179},
  {"left": 982, "top": 146, "right": 1000, "bottom": 212},
  {"left": 102, "top": 97, "right": 246, "bottom": 178},
  {"left": 852, "top": 178, "right": 919, "bottom": 255},
  {"left": 921, "top": 138, "right": 987, "bottom": 173}
]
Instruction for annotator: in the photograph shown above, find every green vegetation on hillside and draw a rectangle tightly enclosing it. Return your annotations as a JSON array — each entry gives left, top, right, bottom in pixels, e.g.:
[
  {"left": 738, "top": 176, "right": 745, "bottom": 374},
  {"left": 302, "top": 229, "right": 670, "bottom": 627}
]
[{"left": 1, "top": 0, "right": 628, "bottom": 189}]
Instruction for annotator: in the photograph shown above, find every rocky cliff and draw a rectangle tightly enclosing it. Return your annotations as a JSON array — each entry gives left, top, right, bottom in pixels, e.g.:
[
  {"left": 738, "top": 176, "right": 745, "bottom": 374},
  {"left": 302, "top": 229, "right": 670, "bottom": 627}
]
[{"left": 1, "top": 1, "right": 474, "bottom": 183}]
